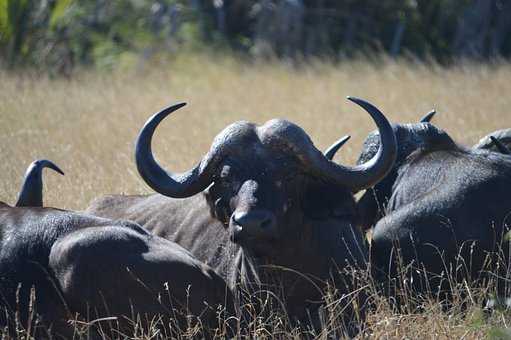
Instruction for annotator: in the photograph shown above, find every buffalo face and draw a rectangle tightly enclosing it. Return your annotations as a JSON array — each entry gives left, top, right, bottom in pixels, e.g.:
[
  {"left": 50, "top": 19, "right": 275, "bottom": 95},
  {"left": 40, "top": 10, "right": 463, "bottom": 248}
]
[{"left": 204, "top": 156, "right": 287, "bottom": 247}]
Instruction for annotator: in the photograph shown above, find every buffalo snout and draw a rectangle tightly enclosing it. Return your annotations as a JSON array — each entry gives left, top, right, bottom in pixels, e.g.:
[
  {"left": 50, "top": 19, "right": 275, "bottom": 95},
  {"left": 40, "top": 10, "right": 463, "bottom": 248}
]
[{"left": 230, "top": 210, "right": 277, "bottom": 242}]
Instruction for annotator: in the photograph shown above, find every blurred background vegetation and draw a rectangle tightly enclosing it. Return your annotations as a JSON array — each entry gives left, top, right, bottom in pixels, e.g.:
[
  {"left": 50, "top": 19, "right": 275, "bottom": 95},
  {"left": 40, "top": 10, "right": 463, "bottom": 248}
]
[{"left": 1, "top": 0, "right": 510, "bottom": 75}]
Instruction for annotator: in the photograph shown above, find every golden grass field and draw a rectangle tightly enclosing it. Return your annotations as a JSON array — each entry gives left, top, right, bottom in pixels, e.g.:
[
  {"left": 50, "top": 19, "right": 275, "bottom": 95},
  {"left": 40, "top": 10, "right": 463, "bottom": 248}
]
[{"left": 1, "top": 54, "right": 511, "bottom": 338}]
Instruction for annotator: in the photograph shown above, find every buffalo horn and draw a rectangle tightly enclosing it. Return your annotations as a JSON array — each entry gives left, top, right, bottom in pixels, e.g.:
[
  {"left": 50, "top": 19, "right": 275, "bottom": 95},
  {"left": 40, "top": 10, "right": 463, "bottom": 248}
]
[
  {"left": 324, "top": 135, "right": 350, "bottom": 160},
  {"left": 15, "top": 159, "right": 64, "bottom": 207},
  {"left": 135, "top": 103, "right": 214, "bottom": 198},
  {"left": 419, "top": 109, "right": 436, "bottom": 123},
  {"left": 305, "top": 97, "right": 397, "bottom": 192}
]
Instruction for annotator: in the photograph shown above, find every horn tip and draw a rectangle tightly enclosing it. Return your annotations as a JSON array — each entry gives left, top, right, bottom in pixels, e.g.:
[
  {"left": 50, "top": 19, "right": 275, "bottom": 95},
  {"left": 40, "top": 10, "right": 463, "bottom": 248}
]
[
  {"left": 167, "top": 102, "right": 187, "bottom": 111},
  {"left": 346, "top": 96, "right": 367, "bottom": 106},
  {"left": 40, "top": 159, "right": 65, "bottom": 176},
  {"left": 419, "top": 108, "right": 437, "bottom": 123},
  {"left": 152, "top": 102, "right": 188, "bottom": 122}
]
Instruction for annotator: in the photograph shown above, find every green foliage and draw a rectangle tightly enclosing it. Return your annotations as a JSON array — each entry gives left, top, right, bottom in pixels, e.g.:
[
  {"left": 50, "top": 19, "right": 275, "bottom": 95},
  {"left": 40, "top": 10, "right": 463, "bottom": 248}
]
[
  {"left": 0, "top": 0, "right": 195, "bottom": 72},
  {"left": 0, "top": 0, "right": 72, "bottom": 68},
  {"left": 49, "top": 0, "right": 71, "bottom": 28},
  {"left": 0, "top": 0, "right": 11, "bottom": 42},
  {"left": 0, "top": 0, "right": 510, "bottom": 74}
]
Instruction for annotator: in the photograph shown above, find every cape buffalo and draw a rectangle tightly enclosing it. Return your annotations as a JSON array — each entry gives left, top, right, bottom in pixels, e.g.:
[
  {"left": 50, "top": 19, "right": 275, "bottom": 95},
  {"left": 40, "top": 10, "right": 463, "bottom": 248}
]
[
  {"left": 474, "top": 128, "right": 511, "bottom": 154},
  {"left": 87, "top": 97, "right": 398, "bottom": 335},
  {"left": 0, "top": 161, "right": 234, "bottom": 337},
  {"left": 356, "top": 116, "right": 511, "bottom": 301}
]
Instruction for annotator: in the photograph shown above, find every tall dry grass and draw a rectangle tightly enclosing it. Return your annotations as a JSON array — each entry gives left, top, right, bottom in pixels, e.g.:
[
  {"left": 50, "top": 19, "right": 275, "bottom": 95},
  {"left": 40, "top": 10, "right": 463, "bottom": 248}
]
[{"left": 1, "top": 54, "right": 511, "bottom": 338}]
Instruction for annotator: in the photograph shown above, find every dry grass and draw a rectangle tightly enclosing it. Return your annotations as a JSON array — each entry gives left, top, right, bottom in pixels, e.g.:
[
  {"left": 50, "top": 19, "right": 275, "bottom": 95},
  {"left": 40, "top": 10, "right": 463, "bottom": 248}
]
[{"left": 1, "top": 54, "right": 511, "bottom": 338}]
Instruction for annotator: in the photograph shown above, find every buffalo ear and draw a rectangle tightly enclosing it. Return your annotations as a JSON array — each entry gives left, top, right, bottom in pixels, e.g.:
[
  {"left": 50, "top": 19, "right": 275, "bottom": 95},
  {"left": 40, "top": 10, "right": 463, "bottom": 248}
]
[
  {"left": 202, "top": 184, "right": 230, "bottom": 226},
  {"left": 202, "top": 184, "right": 217, "bottom": 218},
  {"left": 490, "top": 136, "right": 511, "bottom": 155}
]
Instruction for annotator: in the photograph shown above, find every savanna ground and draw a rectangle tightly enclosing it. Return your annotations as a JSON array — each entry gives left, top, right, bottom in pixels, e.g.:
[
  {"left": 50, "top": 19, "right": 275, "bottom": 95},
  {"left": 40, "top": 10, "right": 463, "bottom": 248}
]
[{"left": 1, "top": 54, "right": 511, "bottom": 339}]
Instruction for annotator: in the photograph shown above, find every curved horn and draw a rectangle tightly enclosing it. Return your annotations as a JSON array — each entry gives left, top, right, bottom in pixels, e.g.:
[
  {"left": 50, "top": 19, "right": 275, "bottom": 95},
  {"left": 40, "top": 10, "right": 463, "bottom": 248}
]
[
  {"left": 15, "top": 159, "right": 64, "bottom": 207},
  {"left": 419, "top": 109, "right": 436, "bottom": 123},
  {"left": 324, "top": 135, "right": 350, "bottom": 160},
  {"left": 490, "top": 136, "right": 511, "bottom": 155},
  {"left": 305, "top": 97, "right": 396, "bottom": 192},
  {"left": 135, "top": 103, "right": 213, "bottom": 198}
]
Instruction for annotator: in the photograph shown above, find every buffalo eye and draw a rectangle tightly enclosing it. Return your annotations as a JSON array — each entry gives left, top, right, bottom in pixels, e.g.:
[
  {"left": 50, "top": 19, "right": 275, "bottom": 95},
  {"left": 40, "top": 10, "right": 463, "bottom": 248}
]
[
  {"left": 214, "top": 197, "right": 230, "bottom": 225},
  {"left": 220, "top": 165, "right": 231, "bottom": 179},
  {"left": 218, "top": 165, "right": 242, "bottom": 193},
  {"left": 219, "top": 165, "right": 235, "bottom": 186}
]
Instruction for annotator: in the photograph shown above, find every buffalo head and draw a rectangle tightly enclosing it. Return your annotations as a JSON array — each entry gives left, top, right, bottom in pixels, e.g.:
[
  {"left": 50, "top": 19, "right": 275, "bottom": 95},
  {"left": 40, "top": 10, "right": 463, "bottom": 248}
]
[
  {"left": 356, "top": 110, "right": 456, "bottom": 229},
  {"left": 135, "top": 98, "right": 397, "bottom": 258},
  {"left": 474, "top": 128, "right": 511, "bottom": 154}
]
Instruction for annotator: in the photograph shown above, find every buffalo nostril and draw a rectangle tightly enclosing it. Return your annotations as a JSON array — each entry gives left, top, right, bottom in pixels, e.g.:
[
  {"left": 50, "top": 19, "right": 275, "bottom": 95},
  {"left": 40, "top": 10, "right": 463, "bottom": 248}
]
[
  {"left": 230, "top": 224, "right": 243, "bottom": 242},
  {"left": 232, "top": 212, "right": 244, "bottom": 226}
]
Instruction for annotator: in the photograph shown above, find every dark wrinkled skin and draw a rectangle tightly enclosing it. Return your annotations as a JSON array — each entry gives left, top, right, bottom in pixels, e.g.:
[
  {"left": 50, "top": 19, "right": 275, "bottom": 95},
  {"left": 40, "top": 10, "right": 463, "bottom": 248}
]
[
  {"left": 473, "top": 128, "right": 511, "bottom": 153},
  {"left": 0, "top": 204, "right": 234, "bottom": 338},
  {"left": 88, "top": 120, "right": 369, "bottom": 335},
  {"left": 357, "top": 123, "right": 511, "bottom": 298}
]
